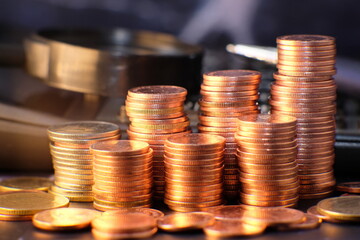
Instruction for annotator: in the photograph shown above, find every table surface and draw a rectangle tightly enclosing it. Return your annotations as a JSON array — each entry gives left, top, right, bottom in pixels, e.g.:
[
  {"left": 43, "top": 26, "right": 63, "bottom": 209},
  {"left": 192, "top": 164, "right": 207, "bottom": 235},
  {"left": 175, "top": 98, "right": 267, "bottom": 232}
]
[{"left": 1, "top": 195, "right": 360, "bottom": 240}]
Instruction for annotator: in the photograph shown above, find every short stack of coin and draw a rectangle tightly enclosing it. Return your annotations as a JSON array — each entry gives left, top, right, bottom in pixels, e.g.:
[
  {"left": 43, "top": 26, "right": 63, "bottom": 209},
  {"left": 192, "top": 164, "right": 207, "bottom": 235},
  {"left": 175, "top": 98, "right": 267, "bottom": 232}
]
[
  {"left": 271, "top": 34, "right": 336, "bottom": 199},
  {"left": 235, "top": 114, "right": 299, "bottom": 207},
  {"left": 90, "top": 140, "right": 153, "bottom": 211},
  {"left": 198, "top": 70, "right": 261, "bottom": 201},
  {"left": 47, "top": 121, "right": 120, "bottom": 202},
  {"left": 125, "top": 85, "right": 191, "bottom": 200},
  {"left": 164, "top": 133, "right": 225, "bottom": 212}
]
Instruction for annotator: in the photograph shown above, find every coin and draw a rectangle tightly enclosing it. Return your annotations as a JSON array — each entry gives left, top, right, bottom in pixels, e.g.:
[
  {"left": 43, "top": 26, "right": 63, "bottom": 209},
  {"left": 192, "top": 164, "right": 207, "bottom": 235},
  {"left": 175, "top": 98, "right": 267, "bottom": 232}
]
[
  {"left": 317, "top": 196, "right": 360, "bottom": 221},
  {"left": 157, "top": 212, "right": 215, "bottom": 232},
  {"left": 32, "top": 208, "right": 100, "bottom": 231},
  {"left": 277, "top": 213, "right": 322, "bottom": 231},
  {"left": 92, "top": 227, "right": 157, "bottom": 239},
  {"left": 127, "top": 85, "right": 187, "bottom": 99},
  {"left": 0, "top": 191, "right": 69, "bottom": 215},
  {"left": 336, "top": 182, "right": 360, "bottom": 194},
  {"left": 0, "top": 177, "right": 52, "bottom": 192},
  {"left": 276, "top": 34, "right": 335, "bottom": 46},
  {"left": 103, "top": 208, "right": 164, "bottom": 220},
  {"left": 204, "top": 218, "right": 266, "bottom": 237},
  {"left": 92, "top": 212, "right": 157, "bottom": 232},
  {"left": 90, "top": 140, "right": 150, "bottom": 156},
  {"left": 48, "top": 121, "right": 120, "bottom": 140},
  {"left": 165, "top": 133, "right": 225, "bottom": 150},
  {"left": 0, "top": 213, "right": 33, "bottom": 221},
  {"left": 242, "top": 206, "right": 305, "bottom": 226}
]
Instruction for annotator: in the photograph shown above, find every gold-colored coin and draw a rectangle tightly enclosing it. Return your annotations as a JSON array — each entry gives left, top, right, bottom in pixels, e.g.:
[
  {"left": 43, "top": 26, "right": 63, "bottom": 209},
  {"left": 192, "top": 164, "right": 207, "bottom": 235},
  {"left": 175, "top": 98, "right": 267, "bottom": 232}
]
[
  {"left": 32, "top": 207, "right": 100, "bottom": 231},
  {"left": 0, "top": 213, "right": 33, "bottom": 221},
  {"left": 92, "top": 212, "right": 156, "bottom": 232},
  {"left": 0, "top": 177, "right": 52, "bottom": 192},
  {"left": 204, "top": 219, "right": 266, "bottom": 237},
  {"left": 317, "top": 196, "right": 360, "bottom": 221},
  {"left": 0, "top": 191, "right": 69, "bottom": 215},
  {"left": 204, "top": 205, "right": 246, "bottom": 220},
  {"left": 307, "top": 205, "right": 343, "bottom": 223},
  {"left": 48, "top": 121, "right": 120, "bottom": 140},
  {"left": 157, "top": 212, "right": 215, "bottom": 232},
  {"left": 48, "top": 189, "right": 94, "bottom": 202}
]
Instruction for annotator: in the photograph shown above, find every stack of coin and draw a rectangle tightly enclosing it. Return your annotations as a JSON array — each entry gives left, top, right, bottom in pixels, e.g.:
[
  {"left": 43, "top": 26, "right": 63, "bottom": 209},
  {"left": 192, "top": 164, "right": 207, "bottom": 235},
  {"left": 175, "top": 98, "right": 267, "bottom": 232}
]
[
  {"left": 47, "top": 121, "right": 121, "bottom": 202},
  {"left": 198, "top": 70, "right": 261, "bottom": 201},
  {"left": 125, "top": 85, "right": 190, "bottom": 199},
  {"left": 235, "top": 114, "right": 299, "bottom": 207},
  {"left": 271, "top": 34, "right": 336, "bottom": 199},
  {"left": 90, "top": 140, "right": 153, "bottom": 211},
  {"left": 164, "top": 133, "right": 225, "bottom": 212},
  {"left": 92, "top": 212, "right": 157, "bottom": 239}
]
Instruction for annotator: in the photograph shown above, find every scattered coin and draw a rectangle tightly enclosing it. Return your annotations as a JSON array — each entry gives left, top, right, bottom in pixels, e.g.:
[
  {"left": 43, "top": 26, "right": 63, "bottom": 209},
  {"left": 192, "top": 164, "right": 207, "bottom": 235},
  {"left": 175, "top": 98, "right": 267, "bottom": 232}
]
[
  {"left": 317, "top": 196, "right": 360, "bottom": 221},
  {"left": 204, "top": 218, "right": 266, "bottom": 237},
  {"left": 157, "top": 212, "right": 215, "bottom": 232},
  {"left": 0, "top": 177, "right": 52, "bottom": 192},
  {"left": 33, "top": 207, "right": 100, "bottom": 231}
]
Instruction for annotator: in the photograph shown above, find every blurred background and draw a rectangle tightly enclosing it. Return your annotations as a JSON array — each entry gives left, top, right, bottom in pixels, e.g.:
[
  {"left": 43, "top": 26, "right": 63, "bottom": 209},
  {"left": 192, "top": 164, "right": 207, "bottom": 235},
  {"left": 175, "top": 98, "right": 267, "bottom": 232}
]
[{"left": 1, "top": 0, "right": 360, "bottom": 175}]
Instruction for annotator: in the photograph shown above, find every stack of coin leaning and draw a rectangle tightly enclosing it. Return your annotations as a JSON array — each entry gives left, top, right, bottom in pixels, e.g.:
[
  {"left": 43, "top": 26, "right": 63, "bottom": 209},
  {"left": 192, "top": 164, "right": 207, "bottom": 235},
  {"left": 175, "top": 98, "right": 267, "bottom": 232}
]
[
  {"left": 90, "top": 140, "right": 153, "bottom": 211},
  {"left": 164, "top": 133, "right": 225, "bottom": 212},
  {"left": 271, "top": 34, "right": 336, "bottom": 199},
  {"left": 126, "top": 85, "right": 191, "bottom": 200},
  {"left": 235, "top": 114, "right": 299, "bottom": 207},
  {"left": 198, "top": 70, "right": 260, "bottom": 201},
  {"left": 47, "top": 121, "right": 120, "bottom": 202}
]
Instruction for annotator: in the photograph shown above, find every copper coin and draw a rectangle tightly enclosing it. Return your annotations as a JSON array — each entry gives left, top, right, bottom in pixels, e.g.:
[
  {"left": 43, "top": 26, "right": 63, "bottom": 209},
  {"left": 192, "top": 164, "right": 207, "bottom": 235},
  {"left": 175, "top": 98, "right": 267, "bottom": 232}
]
[
  {"left": 273, "top": 71, "right": 331, "bottom": 81},
  {"left": 336, "top": 182, "right": 360, "bottom": 194},
  {"left": 164, "top": 177, "right": 222, "bottom": 186},
  {"left": 92, "top": 227, "right": 157, "bottom": 239},
  {"left": 299, "top": 190, "right": 333, "bottom": 199},
  {"left": 201, "top": 95, "right": 259, "bottom": 102},
  {"left": 164, "top": 199, "right": 223, "bottom": 208},
  {"left": 242, "top": 186, "right": 299, "bottom": 197},
  {"left": 200, "top": 105, "right": 258, "bottom": 113},
  {"left": 239, "top": 177, "right": 299, "bottom": 186},
  {"left": 165, "top": 133, "right": 225, "bottom": 150},
  {"left": 165, "top": 193, "right": 222, "bottom": 203},
  {"left": 242, "top": 206, "right": 305, "bottom": 226},
  {"left": 125, "top": 99, "right": 183, "bottom": 109},
  {"left": 204, "top": 218, "right": 266, "bottom": 237},
  {"left": 127, "top": 85, "right": 187, "bottom": 99},
  {"left": 307, "top": 205, "right": 342, "bottom": 223},
  {"left": 92, "top": 212, "right": 156, "bottom": 233},
  {"left": 91, "top": 140, "right": 150, "bottom": 156},
  {"left": 271, "top": 82, "right": 336, "bottom": 93},
  {"left": 198, "top": 125, "right": 237, "bottom": 133},
  {"left": 126, "top": 94, "right": 185, "bottom": 103},
  {"left": 128, "top": 125, "right": 188, "bottom": 134},
  {"left": 203, "top": 70, "right": 261, "bottom": 81},
  {"left": 165, "top": 162, "right": 224, "bottom": 171},
  {"left": 271, "top": 89, "right": 335, "bottom": 98},
  {"left": 238, "top": 140, "right": 297, "bottom": 149},
  {"left": 235, "top": 134, "right": 295, "bottom": 144},
  {"left": 237, "top": 113, "right": 297, "bottom": 128},
  {"left": 274, "top": 78, "right": 335, "bottom": 87},
  {"left": 237, "top": 149, "right": 297, "bottom": 161},
  {"left": 240, "top": 192, "right": 298, "bottom": 202},
  {"left": 277, "top": 69, "right": 336, "bottom": 77},
  {"left": 157, "top": 212, "right": 215, "bottom": 232},
  {"left": 241, "top": 181, "right": 300, "bottom": 191},
  {"left": 103, "top": 208, "right": 164, "bottom": 220},
  {"left": 166, "top": 188, "right": 222, "bottom": 198},
  {"left": 278, "top": 49, "right": 336, "bottom": 57},
  {"left": 201, "top": 84, "right": 259, "bottom": 92},
  {"left": 277, "top": 44, "right": 335, "bottom": 51},
  {"left": 277, "top": 64, "right": 335, "bottom": 72},
  {"left": 165, "top": 183, "right": 223, "bottom": 192},
  {"left": 277, "top": 35, "right": 335, "bottom": 46},
  {"left": 277, "top": 213, "right": 322, "bottom": 231},
  {"left": 199, "top": 99, "right": 256, "bottom": 108}
]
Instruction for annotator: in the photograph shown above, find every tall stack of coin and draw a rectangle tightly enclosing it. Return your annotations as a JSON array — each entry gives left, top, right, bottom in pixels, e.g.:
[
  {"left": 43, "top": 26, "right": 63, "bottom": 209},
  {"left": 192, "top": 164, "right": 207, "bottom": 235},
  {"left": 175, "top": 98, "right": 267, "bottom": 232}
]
[
  {"left": 47, "top": 121, "right": 120, "bottom": 202},
  {"left": 271, "top": 34, "right": 336, "bottom": 199},
  {"left": 90, "top": 140, "right": 153, "bottom": 211},
  {"left": 198, "top": 70, "right": 260, "bottom": 201},
  {"left": 164, "top": 133, "right": 225, "bottom": 212},
  {"left": 125, "top": 85, "right": 190, "bottom": 199},
  {"left": 235, "top": 114, "right": 299, "bottom": 207}
]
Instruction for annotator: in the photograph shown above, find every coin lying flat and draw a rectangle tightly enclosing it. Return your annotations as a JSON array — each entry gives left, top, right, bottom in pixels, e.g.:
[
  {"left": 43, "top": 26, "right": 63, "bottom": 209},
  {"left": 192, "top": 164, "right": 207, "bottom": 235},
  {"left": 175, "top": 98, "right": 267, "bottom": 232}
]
[
  {"left": 33, "top": 208, "right": 100, "bottom": 231},
  {"left": 317, "top": 196, "right": 360, "bottom": 221},
  {"left": 0, "top": 191, "right": 69, "bottom": 215},
  {"left": 204, "top": 205, "right": 246, "bottom": 220},
  {"left": 204, "top": 219, "right": 266, "bottom": 237},
  {"left": 0, "top": 177, "right": 52, "bottom": 192},
  {"left": 157, "top": 212, "right": 215, "bottom": 232},
  {"left": 277, "top": 213, "right": 322, "bottom": 231}
]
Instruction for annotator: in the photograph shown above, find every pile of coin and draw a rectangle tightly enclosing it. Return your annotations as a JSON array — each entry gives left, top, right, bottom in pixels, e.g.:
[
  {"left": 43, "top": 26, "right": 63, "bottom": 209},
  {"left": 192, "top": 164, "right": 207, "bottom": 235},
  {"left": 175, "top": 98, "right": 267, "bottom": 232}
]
[
  {"left": 235, "top": 114, "right": 299, "bottom": 207},
  {"left": 164, "top": 133, "right": 225, "bottom": 212},
  {"left": 271, "top": 34, "right": 337, "bottom": 199},
  {"left": 47, "top": 121, "right": 120, "bottom": 202},
  {"left": 92, "top": 212, "right": 158, "bottom": 239},
  {"left": 90, "top": 140, "right": 153, "bottom": 211},
  {"left": 125, "top": 85, "right": 190, "bottom": 199},
  {"left": 198, "top": 70, "right": 260, "bottom": 201}
]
